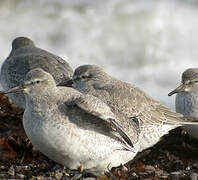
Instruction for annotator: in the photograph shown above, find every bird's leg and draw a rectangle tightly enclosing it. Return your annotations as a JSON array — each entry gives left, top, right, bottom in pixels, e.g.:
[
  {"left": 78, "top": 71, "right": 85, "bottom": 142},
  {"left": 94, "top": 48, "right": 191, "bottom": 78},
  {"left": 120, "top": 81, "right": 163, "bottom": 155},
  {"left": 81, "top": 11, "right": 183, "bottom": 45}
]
[{"left": 69, "top": 164, "right": 85, "bottom": 179}]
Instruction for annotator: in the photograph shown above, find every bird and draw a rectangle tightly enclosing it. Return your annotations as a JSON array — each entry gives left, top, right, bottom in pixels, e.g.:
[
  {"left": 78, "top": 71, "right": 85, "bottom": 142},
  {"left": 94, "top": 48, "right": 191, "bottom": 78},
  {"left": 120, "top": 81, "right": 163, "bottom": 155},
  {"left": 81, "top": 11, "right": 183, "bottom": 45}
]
[
  {"left": 0, "top": 37, "right": 73, "bottom": 109},
  {"left": 71, "top": 64, "right": 198, "bottom": 152},
  {"left": 168, "top": 68, "right": 198, "bottom": 138},
  {"left": 3, "top": 68, "right": 140, "bottom": 176}
]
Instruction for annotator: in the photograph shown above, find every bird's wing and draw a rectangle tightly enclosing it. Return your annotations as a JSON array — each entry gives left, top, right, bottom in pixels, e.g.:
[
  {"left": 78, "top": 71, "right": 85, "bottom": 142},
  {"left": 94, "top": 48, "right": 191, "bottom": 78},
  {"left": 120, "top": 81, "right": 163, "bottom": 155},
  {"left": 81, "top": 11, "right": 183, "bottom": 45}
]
[
  {"left": 102, "top": 82, "right": 191, "bottom": 127},
  {"left": 65, "top": 93, "right": 135, "bottom": 149},
  {"left": 9, "top": 47, "right": 73, "bottom": 82}
]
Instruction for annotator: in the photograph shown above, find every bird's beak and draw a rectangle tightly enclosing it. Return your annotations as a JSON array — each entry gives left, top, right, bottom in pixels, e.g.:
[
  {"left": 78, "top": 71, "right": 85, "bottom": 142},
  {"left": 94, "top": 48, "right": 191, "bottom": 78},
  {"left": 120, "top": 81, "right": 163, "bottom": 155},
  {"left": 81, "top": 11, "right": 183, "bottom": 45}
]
[
  {"left": 3, "top": 85, "right": 25, "bottom": 94},
  {"left": 57, "top": 79, "right": 73, "bottom": 87},
  {"left": 168, "top": 84, "right": 186, "bottom": 96}
]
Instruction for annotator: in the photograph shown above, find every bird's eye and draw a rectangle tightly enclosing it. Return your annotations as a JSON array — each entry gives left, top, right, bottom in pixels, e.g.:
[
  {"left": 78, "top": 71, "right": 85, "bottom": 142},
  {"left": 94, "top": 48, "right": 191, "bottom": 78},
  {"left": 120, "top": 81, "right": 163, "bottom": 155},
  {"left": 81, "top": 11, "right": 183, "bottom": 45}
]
[
  {"left": 81, "top": 75, "right": 86, "bottom": 79},
  {"left": 195, "top": 80, "right": 198, "bottom": 83},
  {"left": 36, "top": 80, "right": 40, "bottom": 84}
]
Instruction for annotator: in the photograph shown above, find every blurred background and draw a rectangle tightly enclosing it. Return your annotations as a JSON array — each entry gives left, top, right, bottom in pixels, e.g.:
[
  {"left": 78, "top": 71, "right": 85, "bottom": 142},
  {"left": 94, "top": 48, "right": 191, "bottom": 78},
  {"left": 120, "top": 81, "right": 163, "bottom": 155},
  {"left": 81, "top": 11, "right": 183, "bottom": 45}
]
[{"left": 1, "top": 0, "right": 198, "bottom": 110}]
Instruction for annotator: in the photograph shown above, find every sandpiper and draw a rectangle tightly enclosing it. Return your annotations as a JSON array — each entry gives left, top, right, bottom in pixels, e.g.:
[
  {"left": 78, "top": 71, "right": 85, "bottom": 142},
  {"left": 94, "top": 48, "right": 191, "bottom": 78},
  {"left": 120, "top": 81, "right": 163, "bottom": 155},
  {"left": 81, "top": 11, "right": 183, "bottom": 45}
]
[
  {"left": 168, "top": 68, "right": 198, "bottom": 138},
  {"left": 0, "top": 37, "right": 73, "bottom": 109},
  {"left": 3, "top": 68, "right": 140, "bottom": 175},
  {"left": 71, "top": 64, "right": 198, "bottom": 152}
]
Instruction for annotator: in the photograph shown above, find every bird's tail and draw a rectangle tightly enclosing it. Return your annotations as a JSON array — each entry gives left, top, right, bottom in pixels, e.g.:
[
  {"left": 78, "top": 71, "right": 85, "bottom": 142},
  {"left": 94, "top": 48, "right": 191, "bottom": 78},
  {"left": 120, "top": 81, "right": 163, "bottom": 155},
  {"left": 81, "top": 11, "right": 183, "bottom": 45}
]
[
  {"left": 180, "top": 116, "right": 198, "bottom": 125},
  {"left": 156, "top": 106, "right": 198, "bottom": 125}
]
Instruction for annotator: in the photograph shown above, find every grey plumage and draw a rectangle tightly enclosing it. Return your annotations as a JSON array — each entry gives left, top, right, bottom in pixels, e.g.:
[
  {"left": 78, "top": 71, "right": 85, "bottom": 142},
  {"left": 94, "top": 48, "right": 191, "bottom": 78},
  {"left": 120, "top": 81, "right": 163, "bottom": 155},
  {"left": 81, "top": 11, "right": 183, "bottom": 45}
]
[
  {"left": 3, "top": 68, "right": 140, "bottom": 175},
  {"left": 72, "top": 64, "right": 198, "bottom": 151},
  {"left": 169, "top": 68, "right": 198, "bottom": 138},
  {"left": 0, "top": 37, "right": 73, "bottom": 109}
]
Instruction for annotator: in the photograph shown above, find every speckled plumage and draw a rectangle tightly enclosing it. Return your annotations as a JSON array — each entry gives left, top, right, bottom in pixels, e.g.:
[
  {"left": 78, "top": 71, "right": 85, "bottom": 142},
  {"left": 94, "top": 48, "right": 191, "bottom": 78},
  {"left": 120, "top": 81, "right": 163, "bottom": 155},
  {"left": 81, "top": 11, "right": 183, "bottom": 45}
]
[
  {"left": 72, "top": 65, "right": 197, "bottom": 152},
  {"left": 3, "top": 68, "right": 140, "bottom": 175},
  {"left": 169, "top": 68, "right": 198, "bottom": 138},
  {"left": 0, "top": 37, "right": 73, "bottom": 109}
]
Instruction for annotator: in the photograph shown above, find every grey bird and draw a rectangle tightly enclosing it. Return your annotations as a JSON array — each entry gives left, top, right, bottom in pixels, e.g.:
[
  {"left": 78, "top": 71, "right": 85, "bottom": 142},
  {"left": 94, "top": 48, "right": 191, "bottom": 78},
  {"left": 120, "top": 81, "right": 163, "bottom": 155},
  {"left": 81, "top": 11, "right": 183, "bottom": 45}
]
[
  {"left": 0, "top": 37, "right": 73, "bottom": 109},
  {"left": 168, "top": 68, "right": 198, "bottom": 138},
  {"left": 3, "top": 68, "right": 140, "bottom": 175},
  {"left": 71, "top": 64, "right": 198, "bottom": 152}
]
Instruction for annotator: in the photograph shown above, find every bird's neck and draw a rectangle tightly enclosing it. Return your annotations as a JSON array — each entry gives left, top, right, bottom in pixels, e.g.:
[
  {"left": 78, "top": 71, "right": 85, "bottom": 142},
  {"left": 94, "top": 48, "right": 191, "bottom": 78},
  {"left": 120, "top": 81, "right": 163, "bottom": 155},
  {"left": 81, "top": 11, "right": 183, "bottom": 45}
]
[{"left": 25, "top": 88, "right": 59, "bottom": 111}]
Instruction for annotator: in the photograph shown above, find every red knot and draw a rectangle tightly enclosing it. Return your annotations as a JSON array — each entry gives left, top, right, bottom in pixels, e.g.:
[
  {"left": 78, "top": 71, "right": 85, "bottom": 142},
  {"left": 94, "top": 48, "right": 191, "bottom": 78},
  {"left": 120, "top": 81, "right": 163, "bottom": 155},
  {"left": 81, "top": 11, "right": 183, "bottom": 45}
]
[
  {"left": 0, "top": 37, "right": 73, "bottom": 109},
  {"left": 72, "top": 64, "right": 198, "bottom": 151},
  {"left": 3, "top": 68, "right": 140, "bottom": 175},
  {"left": 169, "top": 68, "right": 198, "bottom": 139}
]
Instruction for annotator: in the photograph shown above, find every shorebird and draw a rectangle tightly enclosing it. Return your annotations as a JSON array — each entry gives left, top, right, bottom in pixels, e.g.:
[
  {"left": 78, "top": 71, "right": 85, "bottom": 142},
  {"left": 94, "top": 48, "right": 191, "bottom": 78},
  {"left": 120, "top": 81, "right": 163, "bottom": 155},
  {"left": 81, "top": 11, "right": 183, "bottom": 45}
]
[
  {"left": 71, "top": 64, "right": 198, "bottom": 152},
  {"left": 3, "top": 68, "right": 140, "bottom": 175},
  {"left": 0, "top": 37, "right": 73, "bottom": 109},
  {"left": 168, "top": 68, "right": 198, "bottom": 138}
]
